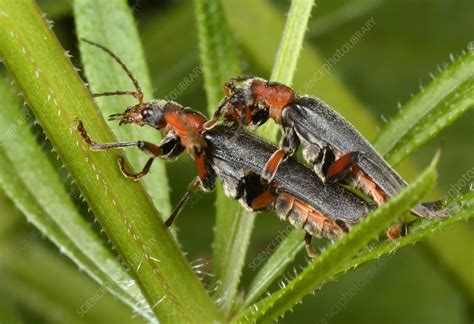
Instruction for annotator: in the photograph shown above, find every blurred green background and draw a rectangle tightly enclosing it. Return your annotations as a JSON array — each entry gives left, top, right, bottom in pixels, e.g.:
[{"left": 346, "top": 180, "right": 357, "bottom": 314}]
[{"left": 1, "top": 0, "right": 473, "bottom": 323}]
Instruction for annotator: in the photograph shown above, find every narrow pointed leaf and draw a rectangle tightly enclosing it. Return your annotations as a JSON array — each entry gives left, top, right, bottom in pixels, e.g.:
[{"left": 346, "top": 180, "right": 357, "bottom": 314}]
[
  {"left": 242, "top": 229, "right": 304, "bottom": 309},
  {"left": 336, "top": 191, "right": 473, "bottom": 275},
  {"left": 374, "top": 50, "right": 474, "bottom": 165}
]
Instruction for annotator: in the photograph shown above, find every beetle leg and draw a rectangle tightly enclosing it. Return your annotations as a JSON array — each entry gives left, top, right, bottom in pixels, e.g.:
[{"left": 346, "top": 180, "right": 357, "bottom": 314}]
[
  {"left": 249, "top": 187, "right": 278, "bottom": 211},
  {"left": 118, "top": 135, "right": 184, "bottom": 180},
  {"left": 118, "top": 156, "right": 154, "bottom": 180},
  {"left": 324, "top": 152, "right": 392, "bottom": 206},
  {"left": 194, "top": 149, "right": 216, "bottom": 191},
  {"left": 78, "top": 120, "right": 184, "bottom": 179},
  {"left": 78, "top": 119, "right": 161, "bottom": 153},
  {"left": 326, "top": 151, "right": 363, "bottom": 183},
  {"left": 304, "top": 232, "right": 317, "bottom": 259},
  {"left": 165, "top": 177, "right": 201, "bottom": 227},
  {"left": 261, "top": 127, "right": 300, "bottom": 183},
  {"left": 241, "top": 172, "right": 278, "bottom": 211},
  {"left": 311, "top": 146, "right": 336, "bottom": 182},
  {"left": 280, "top": 126, "right": 300, "bottom": 156},
  {"left": 386, "top": 222, "right": 406, "bottom": 239},
  {"left": 262, "top": 149, "right": 286, "bottom": 183},
  {"left": 204, "top": 97, "right": 229, "bottom": 130}
]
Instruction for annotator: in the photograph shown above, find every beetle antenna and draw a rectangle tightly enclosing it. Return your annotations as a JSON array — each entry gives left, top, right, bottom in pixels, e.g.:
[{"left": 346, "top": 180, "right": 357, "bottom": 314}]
[{"left": 80, "top": 38, "right": 144, "bottom": 105}]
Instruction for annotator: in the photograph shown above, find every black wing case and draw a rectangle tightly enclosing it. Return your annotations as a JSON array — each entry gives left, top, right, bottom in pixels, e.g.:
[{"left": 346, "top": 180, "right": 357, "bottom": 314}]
[
  {"left": 203, "top": 125, "right": 370, "bottom": 224},
  {"left": 284, "top": 96, "right": 408, "bottom": 197}
]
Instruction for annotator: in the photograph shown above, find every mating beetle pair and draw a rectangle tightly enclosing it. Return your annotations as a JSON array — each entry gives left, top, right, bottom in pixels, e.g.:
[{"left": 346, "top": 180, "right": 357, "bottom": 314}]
[
  {"left": 206, "top": 76, "right": 448, "bottom": 222},
  {"left": 77, "top": 40, "right": 449, "bottom": 256}
]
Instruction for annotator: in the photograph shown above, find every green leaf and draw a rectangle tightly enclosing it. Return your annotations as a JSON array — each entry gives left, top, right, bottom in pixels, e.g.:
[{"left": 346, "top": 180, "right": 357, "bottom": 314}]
[
  {"left": 308, "top": 0, "right": 385, "bottom": 37},
  {"left": 259, "top": 0, "right": 315, "bottom": 141},
  {"left": 194, "top": 0, "right": 240, "bottom": 109},
  {"left": 0, "top": 1, "right": 222, "bottom": 322},
  {"left": 212, "top": 206, "right": 255, "bottom": 312},
  {"left": 0, "top": 241, "right": 143, "bottom": 324},
  {"left": 270, "top": 0, "right": 315, "bottom": 85},
  {"left": 369, "top": 49, "right": 474, "bottom": 301},
  {"left": 374, "top": 50, "right": 474, "bottom": 165},
  {"left": 335, "top": 191, "right": 474, "bottom": 281},
  {"left": 74, "top": 0, "right": 172, "bottom": 216},
  {"left": 242, "top": 229, "right": 305, "bottom": 310},
  {"left": 0, "top": 75, "right": 149, "bottom": 319},
  {"left": 194, "top": 0, "right": 256, "bottom": 315},
  {"left": 237, "top": 154, "right": 439, "bottom": 322}
]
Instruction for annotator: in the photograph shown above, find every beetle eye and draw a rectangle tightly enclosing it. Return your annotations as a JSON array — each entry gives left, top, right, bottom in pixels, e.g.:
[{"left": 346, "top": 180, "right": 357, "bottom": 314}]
[
  {"left": 252, "top": 108, "right": 269, "bottom": 126},
  {"left": 140, "top": 106, "right": 164, "bottom": 128},
  {"left": 142, "top": 108, "right": 152, "bottom": 116}
]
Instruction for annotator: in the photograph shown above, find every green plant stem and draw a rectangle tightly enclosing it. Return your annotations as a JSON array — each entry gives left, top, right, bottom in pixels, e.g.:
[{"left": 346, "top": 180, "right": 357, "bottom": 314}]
[
  {"left": 0, "top": 1, "right": 222, "bottom": 322},
  {"left": 194, "top": 0, "right": 257, "bottom": 316},
  {"left": 0, "top": 75, "right": 149, "bottom": 318},
  {"left": 259, "top": 0, "right": 315, "bottom": 141},
  {"left": 270, "top": 0, "right": 314, "bottom": 85},
  {"left": 195, "top": 0, "right": 240, "bottom": 109},
  {"left": 0, "top": 150, "right": 147, "bottom": 317},
  {"left": 222, "top": 0, "right": 316, "bottom": 307}
]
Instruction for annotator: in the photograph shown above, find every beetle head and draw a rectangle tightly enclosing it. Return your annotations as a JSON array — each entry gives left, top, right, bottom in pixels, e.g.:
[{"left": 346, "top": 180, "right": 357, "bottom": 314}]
[
  {"left": 108, "top": 99, "right": 167, "bottom": 129},
  {"left": 223, "top": 77, "right": 270, "bottom": 126}
]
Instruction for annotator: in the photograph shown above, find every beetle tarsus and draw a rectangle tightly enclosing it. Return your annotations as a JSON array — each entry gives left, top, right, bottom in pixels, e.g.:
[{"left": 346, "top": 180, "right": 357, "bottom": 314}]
[
  {"left": 326, "top": 151, "right": 362, "bottom": 183},
  {"left": 304, "top": 232, "right": 317, "bottom": 259},
  {"left": 118, "top": 156, "right": 154, "bottom": 180},
  {"left": 165, "top": 178, "right": 201, "bottom": 227}
]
